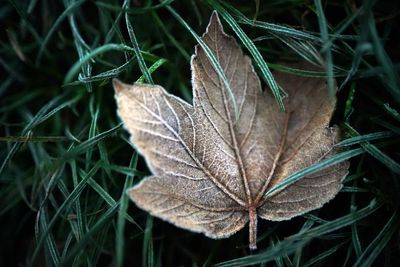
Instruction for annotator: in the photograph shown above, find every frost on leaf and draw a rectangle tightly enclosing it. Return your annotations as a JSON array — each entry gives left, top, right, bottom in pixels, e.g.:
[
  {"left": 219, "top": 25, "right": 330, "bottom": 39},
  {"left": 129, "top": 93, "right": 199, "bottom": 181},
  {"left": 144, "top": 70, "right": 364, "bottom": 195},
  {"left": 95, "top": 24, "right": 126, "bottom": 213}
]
[{"left": 113, "top": 12, "right": 349, "bottom": 250}]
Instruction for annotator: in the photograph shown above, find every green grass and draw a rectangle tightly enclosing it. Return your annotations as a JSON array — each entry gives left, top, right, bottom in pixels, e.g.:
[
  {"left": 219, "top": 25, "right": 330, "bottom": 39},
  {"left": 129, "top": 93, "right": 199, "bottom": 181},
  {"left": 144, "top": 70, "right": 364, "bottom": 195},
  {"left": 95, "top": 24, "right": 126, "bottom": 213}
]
[{"left": 1, "top": 0, "right": 400, "bottom": 266}]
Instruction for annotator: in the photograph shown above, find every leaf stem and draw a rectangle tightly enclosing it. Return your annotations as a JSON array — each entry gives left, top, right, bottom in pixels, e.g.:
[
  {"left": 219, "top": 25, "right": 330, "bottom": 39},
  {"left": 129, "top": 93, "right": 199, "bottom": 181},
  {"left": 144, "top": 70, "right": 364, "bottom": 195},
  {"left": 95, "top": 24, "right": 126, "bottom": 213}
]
[{"left": 249, "top": 206, "right": 258, "bottom": 250}]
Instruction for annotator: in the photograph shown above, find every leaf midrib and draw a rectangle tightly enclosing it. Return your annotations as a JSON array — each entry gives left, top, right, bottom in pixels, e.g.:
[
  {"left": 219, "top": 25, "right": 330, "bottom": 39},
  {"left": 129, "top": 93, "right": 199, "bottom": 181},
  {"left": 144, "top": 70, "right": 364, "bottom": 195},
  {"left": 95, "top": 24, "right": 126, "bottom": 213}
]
[{"left": 212, "top": 30, "right": 253, "bottom": 208}]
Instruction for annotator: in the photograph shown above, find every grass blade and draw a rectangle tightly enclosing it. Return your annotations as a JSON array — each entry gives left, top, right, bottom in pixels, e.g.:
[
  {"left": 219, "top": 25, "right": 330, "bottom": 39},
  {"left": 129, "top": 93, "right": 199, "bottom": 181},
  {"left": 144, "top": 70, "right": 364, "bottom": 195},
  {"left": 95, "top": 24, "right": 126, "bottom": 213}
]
[
  {"left": 336, "top": 131, "right": 397, "bottom": 147},
  {"left": 31, "top": 162, "right": 103, "bottom": 264},
  {"left": 216, "top": 199, "right": 380, "bottom": 266},
  {"left": 166, "top": 5, "right": 239, "bottom": 118},
  {"left": 59, "top": 204, "right": 119, "bottom": 266},
  {"left": 61, "top": 124, "right": 122, "bottom": 160},
  {"left": 314, "top": 0, "right": 335, "bottom": 97},
  {"left": 64, "top": 44, "right": 135, "bottom": 83},
  {"left": 265, "top": 148, "right": 364, "bottom": 198},
  {"left": 353, "top": 210, "right": 400, "bottom": 267},
  {"left": 223, "top": 2, "right": 318, "bottom": 41},
  {"left": 115, "top": 153, "right": 138, "bottom": 267},
  {"left": 124, "top": 0, "right": 153, "bottom": 84},
  {"left": 208, "top": 0, "right": 285, "bottom": 111},
  {"left": 0, "top": 94, "right": 80, "bottom": 176},
  {"left": 136, "top": 58, "right": 167, "bottom": 83},
  {"left": 36, "top": 0, "right": 85, "bottom": 65},
  {"left": 344, "top": 124, "right": 400, "bottom": 174},
  {"left": 143, "top": 216, "right": 154, "bottom": 267}
]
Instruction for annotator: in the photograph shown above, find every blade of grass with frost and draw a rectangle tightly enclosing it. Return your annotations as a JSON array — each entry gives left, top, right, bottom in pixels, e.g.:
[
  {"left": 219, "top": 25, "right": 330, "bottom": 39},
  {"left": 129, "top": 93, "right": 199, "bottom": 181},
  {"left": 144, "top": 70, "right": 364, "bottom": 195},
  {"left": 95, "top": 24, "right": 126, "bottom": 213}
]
[
  {"left": 201, "top": 242, "right": 221, "bottom": 267},
  {"left": 344, "top": 123, "right": 400, "bottom": 174},
  {"left": 354, "top": 211, "right": 400, "bottom": 267},
  {"left": 104, "top": 0, "right": 128, "bottom": 44},
  {"left": 36, "top": 0, "right": 85, "bottom": 65},
  {"left": 293, "top": 219, "right": 316, "bottom": 266},
  {"left": 341, "top": 186, "right": 369, "bottom": 193},
  {"left": 0, "top": 94, "right": 80, "bottom": 176},
  {"left": 351, "top": 195, "right": 363, "bottom": 257},
  {"left": 86, "top": 174, "right": 137, "bottom": 226},
  {"left": 274, "top": 34, "right": 323, "bottom": 66},
  {"left": 68, "top": 14, "right": 92, "bottom": 63},
  {"left": 13, "top": 167, "right": 31, "bottom": 209},
  {"left": 61, "top": 234, "right": 74, "bottom": 260},
  {"left": 40, "top": 205, "right": 60, "bottom": 266},
  {"left": 383, "top": 103, "right": 400, "bottom": 122},
  {"left": 85, "top": 176, "right": 116, "bottom": 206},
  {"left": 103, "top": 163, "right": 146, "bottom": 177},
  {"left": 271, "top": 239, "right": 285, "bottom": 267},
  {"left": 69, "top": 14, "right": 93, "bottom": 91},
  {"left": 125, "top": 0, "right": 153, "bottom": 84},
  {"left": 31, "top": 162, "right": 103, "bottom": 264},
  {"left": 166, "top": 5, "right": 239, "bottom": 118},
  {"left": 336, "top": 131, "right": 397, "bottom": 147},
  {"left": 343, "top": 172, "right": 366, "bottom": 185},
  {"left": 339, "top": 42, "right": 371, "bottom": 90},
  {"left": 61, "top": 124, "right": 121, "bottom": 160},
  {"left": 36, "top": 97, "right": 82, "bottom": 126},
  {"left": 208, "top": 0, "right": 285, "bottom": 110},
  {"left": 95, "top": 0, "right": 173, "bottom": 14},
  {"left": 59, "top": 203, "right": 119, "bottom": 267},
  {"left": 57, "top": 180, "right": 83, "bottom": 243},
  {"left": 221, "top": 1, "right": 318, "bottom": 41},
  {"left": 265, "top": 148, "right": 364, "bottom": 198},
  {"left": 314, "top": 0, "right": 335, "bottom": 97},
  {"left": 216, "top": 199, "right": 380, "bottom": 267},
  {"left": 69, "top": 160, "right": 84, "bottom": 241},
  {"left": 98, "top": 135, "right": 112, "bottom": 179},
  {"left": 82, "top": 168, "right": 138, "bottom": 225},
  {"left": 344, "top": 82, "right": 355, "bottom": 120},
  {"left": 294, "top": 199, "right": 380, "bottom": 239},
  {"left": 321, "top": 6, "right": 363, "bottom": 54},
  {"left": 40, "top": 168, "right": 69, "bottom": 213},
  {"left": 151, "top": 11, "right": 190, "bottom": 61},
  {"left": 343, "top": 0, "right": 399, "bottom": 96},
  {"left": 0, "top": 136, "right": 69, "bottom": 142},
  {"left": 354, "top": 64, "right": 400, "bottom": 80},
  {"left": 130, "top": 0, "right": 173, "bottom": 13},
  {"left": 103, "top": 0, "right": 147, "bottom": 63},
  {"left": 64, "top": 44, "right": 135, "bottom": 83},
  {"left": 116, "top": 153, "right": 138, "bottom": 267},
  {"left": 282, "top": 252, "right": 294, "bottom": 266},
  {"left": 349, "top": 157, "right": 364, "bottom": 257},
  {"left": 86, "top": 96, "right": 99, "bottom": 171},
  {"left": 143, "top": 215, "right": 154, "bottom": 267},
  {"left": 74, "top": 57, "right": 136, "bottom": 84},
  {"left": 136, "top": 58, "right": 167, "bottom": 83},
  {"left": 267, "top": 63, "right": 327, "bottom": 77},
  {"left": 337, "top": 10, "right": 374, "bottom": 81},
  {"left": 303, "top": 241, "right": 347, "bottom": 267}
]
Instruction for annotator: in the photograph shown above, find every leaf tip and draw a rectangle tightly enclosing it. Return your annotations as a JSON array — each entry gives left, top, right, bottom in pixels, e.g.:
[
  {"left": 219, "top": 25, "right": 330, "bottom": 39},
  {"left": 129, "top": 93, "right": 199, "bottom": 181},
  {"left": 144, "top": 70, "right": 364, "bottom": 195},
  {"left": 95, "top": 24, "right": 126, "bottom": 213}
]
[
  {"left": 210, "top": 10, "right": 220, "bottom": 22},
  {"left": 206, "top": 10, "right": 223, "bottom": 34},
  {"left": 113, "top": 78, "right": 126, "bottom": 94},
  {"left": 125, "top": 186, "right": 135, "bottom": 199}
]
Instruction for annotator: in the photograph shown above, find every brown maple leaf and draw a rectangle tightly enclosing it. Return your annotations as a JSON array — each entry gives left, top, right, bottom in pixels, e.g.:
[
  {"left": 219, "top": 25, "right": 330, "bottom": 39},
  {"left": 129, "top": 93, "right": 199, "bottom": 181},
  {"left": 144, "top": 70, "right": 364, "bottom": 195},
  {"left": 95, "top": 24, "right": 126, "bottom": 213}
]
[{"left": 113, "top": 12, "right": 349, "bottom": 249}]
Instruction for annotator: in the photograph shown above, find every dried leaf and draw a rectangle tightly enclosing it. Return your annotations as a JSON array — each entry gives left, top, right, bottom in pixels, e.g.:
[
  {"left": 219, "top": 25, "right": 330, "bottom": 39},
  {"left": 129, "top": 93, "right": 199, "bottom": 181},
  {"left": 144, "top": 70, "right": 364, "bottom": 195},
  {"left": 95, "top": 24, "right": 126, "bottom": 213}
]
[{"left": 113, "top": 12, "right": 349, "bottom": 249}]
